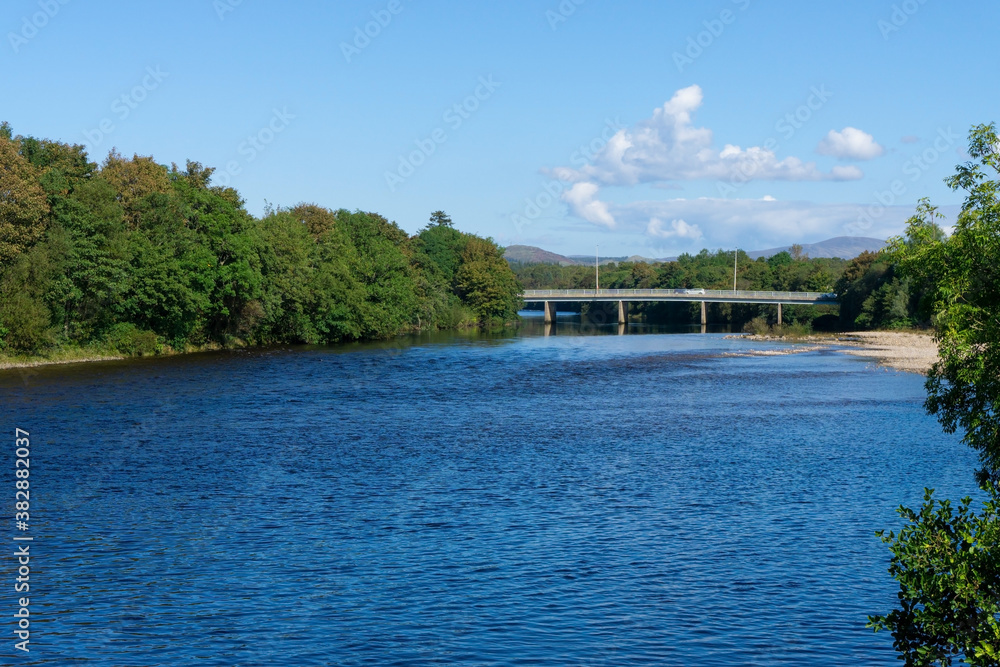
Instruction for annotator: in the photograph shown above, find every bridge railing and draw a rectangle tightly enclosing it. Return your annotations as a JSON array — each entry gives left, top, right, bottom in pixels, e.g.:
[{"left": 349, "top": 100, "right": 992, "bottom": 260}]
[{"left": 522, "top": 288, "right": 834, "bottom": 301}]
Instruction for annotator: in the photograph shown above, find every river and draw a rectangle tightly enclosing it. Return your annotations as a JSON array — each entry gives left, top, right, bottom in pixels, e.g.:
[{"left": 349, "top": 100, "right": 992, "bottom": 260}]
[{"left": 1, "top": 314, "right": 978, "bottom": 665}]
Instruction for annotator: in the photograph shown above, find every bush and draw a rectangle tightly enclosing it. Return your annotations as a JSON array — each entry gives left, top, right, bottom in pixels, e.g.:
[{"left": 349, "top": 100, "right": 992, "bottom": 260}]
[
  {"left": 0, "top": 293, "right": 52, "bottom": 352},
  {"left": 103, "top": 323, "right": 161, "bottom": 356},
  {"left": 743, "top": 316, "right": 771, "bottom": 335},
  {"left": 777, "top": 320, "right": 813, "bottom": 337}
]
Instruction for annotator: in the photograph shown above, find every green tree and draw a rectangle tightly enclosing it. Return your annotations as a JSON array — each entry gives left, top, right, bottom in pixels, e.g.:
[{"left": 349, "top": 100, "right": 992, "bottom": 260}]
[
  {"left": 868, "top": 488, "right": 1000, "bottom": 665},
  {"left": 429, "top": 210, "right": 453, "bottom": 227},
  {"left": 454, "top": 236, "right": 522, "bottom": 323},
  {"left": 414, "top": 220, "right": 465, "bottom": 283},
  {"left": 0, "top": 133, "right": 49, "bottom": 266},
  {"left": 899, "top": 124, "right": 1000, "bottom": 484},
  {"left": 870, "top": 123, "right": 1000, "bottom": 665},
  {"left": 98, "top": 150, "right": 171, "bottom": 228}
]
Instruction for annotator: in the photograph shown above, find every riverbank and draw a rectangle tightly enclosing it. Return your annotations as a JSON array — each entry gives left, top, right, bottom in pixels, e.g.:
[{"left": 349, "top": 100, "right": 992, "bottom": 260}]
[
  {"left": 2, "top": 328, "right": 941, "bottom": 374},
  {"left": 734, "top": 330, "right": 939, "bottom": 374},
  {"left": 0, "top": 349, "right": 125, "bottom": 370}
]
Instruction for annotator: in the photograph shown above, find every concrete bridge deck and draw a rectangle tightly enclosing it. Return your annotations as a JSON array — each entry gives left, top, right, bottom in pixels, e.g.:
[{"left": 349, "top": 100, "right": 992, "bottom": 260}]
[{"left": 523, "top": 289, "right": 837, "bottom": 305}]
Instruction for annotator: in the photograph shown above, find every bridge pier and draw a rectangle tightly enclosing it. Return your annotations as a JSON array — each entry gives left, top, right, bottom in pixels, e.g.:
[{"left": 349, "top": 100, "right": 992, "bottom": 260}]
[
  {"left": 617, "top": 300, "right": 628, "bottom": 325},
  {"left": 543, "top": 301, "right": 558, "bottom": 324},
  {"left": 701, "top": 301, "right": 707, "bottom": 327},
  {"left": 777, "top": 303, "right": 782, "bottom": 326}
]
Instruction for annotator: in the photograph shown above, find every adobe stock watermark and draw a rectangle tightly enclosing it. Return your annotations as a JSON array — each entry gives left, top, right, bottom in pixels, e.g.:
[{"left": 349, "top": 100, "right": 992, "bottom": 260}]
[
  {"left": 213, "top": 0, "right": 243, "bottom": 21},
  {"left": 82, "top": 66, "right": 169, "bottom": 152},
  {"left": 213, "top": 108, "right": 296, "bottom": 187},
  {"left": 847, "top": 126, "right": 959, "bottom": 234},
  {"left": 546, "top": 0, "right": 585, "bottom": 30},
  {"left": 878, "top": 0, "right": 929, "bottom": 40},
  {"left": 673, "top": 0, "right": 751, "bottom": 73},
  {"left": 7, "top": 0, "right": 71, "bottom": 54},
  {"left": 341, "top": 0, "right": 408, "bottom": 63},
  {"left": 510, "top": 117, "right": 624, "bottom": 234},
  {"left": 716, "top": 84, "right": 833, "bottom": 197},
  {"left": 384, "top": 76, "right": 501, "bottom": 192}
]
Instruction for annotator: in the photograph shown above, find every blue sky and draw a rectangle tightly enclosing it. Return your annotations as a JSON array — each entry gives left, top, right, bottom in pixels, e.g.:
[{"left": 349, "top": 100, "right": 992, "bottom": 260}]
[{"left": 3, "top": 0, "right": 996, "bottom": 256}]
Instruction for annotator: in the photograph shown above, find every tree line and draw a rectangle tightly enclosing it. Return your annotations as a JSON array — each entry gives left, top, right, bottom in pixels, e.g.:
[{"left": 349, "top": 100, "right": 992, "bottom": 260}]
[{"left": 0, "top": 123, "right": 522, "bottom": 356}]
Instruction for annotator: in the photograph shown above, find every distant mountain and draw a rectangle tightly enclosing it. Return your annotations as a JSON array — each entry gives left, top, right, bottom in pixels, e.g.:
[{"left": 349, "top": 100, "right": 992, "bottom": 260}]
[
  {"left": 503, "top": 245, "right": 578, "bottom": 266},
  {"left": 505, "top": 237, "right": 886, "bottom": 265},
  {"left": 745, "top": 236, "right": 887, "bottom": 260}
]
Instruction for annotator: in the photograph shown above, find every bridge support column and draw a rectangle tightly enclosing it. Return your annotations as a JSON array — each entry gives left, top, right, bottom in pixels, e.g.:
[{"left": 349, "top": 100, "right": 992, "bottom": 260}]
[
  {"left": 543, "top": 301, "right": 557, "bottom": 324},
  {"left": 701, "top": 301, "right": 707, "bottom": 326},
  {"left": 617, "top": 300, "right": 627, "bottom": 325},
  {"left": 777, "top": 303, "right": 782, "bottom": 326}
]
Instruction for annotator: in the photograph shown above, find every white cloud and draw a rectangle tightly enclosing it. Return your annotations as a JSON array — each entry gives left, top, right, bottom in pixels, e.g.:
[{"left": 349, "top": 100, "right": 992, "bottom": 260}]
[
  {"left": 816, "top": 127, "right": 885, "bottom": 160},
  {"left": 550, "top": 85, "right": 860, "bottom": 188},
  {"left": 562, "top": 182, "right": 616, "bottom": 228},
  {"left": 646, "top": 217, "right": 702, "bottom": 241}
]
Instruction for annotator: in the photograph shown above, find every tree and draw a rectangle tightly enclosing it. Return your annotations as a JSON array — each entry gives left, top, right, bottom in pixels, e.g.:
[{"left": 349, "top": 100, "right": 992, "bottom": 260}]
[
  {"left": 98, "top": 150, "right": 170, "bottom": 228},
  {"left": 453, "top": 236, "right": 522, "bottom": 323},
  {"left": 414, "top": 221, "right": 465, "bottom": 283},
  {"left": 428, "top": 210, "right": 453, "bottom": 228},
  {"left": 291, "top": 203, "right": 337, "bottom": 238},
  {"left": 0, "top": 133, "right": 49, "bottom": 266},
  {"left": 868, "top": 488, "right": 1000, "bottom": 666},
  {"left": 834, "top": 251, "right": 895, "bottom": 329},
  {"left": 870, "top": 123, "right": 1000, "bottom": 664},
  {"left": 900, "top": 124, "right": 1000, "bottom": 485}
]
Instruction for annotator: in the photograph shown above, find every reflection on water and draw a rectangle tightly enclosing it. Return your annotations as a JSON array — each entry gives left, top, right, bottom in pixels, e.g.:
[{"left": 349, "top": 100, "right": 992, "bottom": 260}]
[
  {"left": 2, "top": 319, "right": 976, "bottom": 666},
  {"left": 517, "top": 311, "right": 724, "bottom": 337}
]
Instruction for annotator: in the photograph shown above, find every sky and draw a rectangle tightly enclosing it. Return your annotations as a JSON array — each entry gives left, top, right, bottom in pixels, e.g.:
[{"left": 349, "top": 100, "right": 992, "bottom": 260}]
[{"left": 2, "top": 0, "right": 997, "bottom": 257}]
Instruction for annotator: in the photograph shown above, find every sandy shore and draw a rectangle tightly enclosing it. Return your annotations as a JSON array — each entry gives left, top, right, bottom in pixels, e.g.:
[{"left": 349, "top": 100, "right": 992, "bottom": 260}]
[
  {"left": 735, "top": 331, "right": 939, "bottom": 374},
  {"left": 833, "top": 331, "right": 939, "bottom": 374}
]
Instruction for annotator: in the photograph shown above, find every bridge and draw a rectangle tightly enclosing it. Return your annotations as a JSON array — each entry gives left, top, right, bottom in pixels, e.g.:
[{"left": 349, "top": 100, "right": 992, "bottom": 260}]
[{"left": 521, "top": 289, "right": 838, "bottom": 325}]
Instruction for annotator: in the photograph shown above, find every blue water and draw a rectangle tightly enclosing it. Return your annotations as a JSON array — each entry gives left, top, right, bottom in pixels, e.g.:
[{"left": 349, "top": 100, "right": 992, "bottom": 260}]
[{"left": 1, "top": 322, "right": 980, "bottom": 665}]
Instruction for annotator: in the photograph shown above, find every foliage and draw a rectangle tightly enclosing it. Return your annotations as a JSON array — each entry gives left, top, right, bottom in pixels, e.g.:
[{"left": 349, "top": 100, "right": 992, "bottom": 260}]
[
  {"left": 0, "top": 125, "right": 521, "bottom": 355},
  {"left": 891, "top": 124, "right": 1000, "bottom": 486},
  {"left": 743, "top": 316, "right": 771, "bottom": 335},
  {"left": 99, "top": 150, "right": 171, "bottom": 228},
  {"left": 454, "top": 236, "right": 523, "bottom": 323},
  {"left": 868, "top": 487, "right": 1000, "bottom": 666},
  {"left": 428, "top": 210, "right": 453, "bottom": 227},
  {"left": 0, "top": 134, "right": 49, "bottom": 266},
  {"left": 871, "top": 124, "right": 1000, "bottom": 665}
]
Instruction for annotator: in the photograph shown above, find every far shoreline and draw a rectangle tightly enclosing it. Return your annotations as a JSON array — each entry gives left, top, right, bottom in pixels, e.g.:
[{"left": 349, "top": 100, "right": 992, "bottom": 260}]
[{"left": 0, "top": 328, "right": 941, "bottom": 375}]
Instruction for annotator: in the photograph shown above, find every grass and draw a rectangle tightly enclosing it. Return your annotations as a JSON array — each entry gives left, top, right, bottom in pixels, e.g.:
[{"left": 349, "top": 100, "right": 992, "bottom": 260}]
[{"left": 0, "top": 344, "right": 126, "bottom": 370}]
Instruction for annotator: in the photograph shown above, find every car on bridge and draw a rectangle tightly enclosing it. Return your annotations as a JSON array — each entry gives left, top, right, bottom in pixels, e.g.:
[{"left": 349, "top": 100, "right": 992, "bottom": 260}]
[{"left": 678, "top": 288, "right": 705, "bottom": 295}]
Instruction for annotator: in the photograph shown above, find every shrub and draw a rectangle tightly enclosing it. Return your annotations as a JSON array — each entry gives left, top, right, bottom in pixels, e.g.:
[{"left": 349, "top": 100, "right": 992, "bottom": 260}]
[
  {"left": 0, "top": 293, "right": 52, "bottom": 352},
  {"left": 103, "top": 323, "right": 161, "bottom": 356},
  {"left": 743, "top": 316, "right": 771, "bottom": 336}
]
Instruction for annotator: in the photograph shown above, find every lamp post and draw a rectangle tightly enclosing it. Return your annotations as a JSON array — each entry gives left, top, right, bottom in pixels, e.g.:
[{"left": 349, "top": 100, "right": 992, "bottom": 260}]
[
  {"left": 733, "top": 249, "right": 738, "bottom": 291},
  {"left": 596, "top": 245, "right": 599, "bottom": 294}
]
